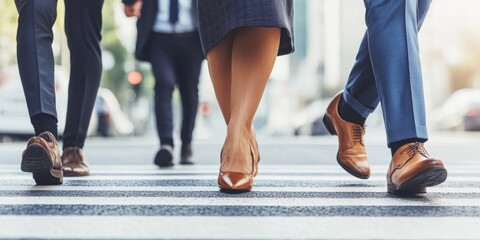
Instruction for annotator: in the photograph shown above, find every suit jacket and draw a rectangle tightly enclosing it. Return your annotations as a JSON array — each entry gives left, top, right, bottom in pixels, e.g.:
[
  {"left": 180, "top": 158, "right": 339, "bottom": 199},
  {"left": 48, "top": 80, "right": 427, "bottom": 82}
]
[{"left": 123, "top": 0, "right": 199, "bottom": 61}]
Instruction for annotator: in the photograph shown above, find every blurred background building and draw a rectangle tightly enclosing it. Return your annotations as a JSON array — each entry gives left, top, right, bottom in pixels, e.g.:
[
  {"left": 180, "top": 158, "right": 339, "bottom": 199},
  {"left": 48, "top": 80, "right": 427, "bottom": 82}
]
[{"left": 1, "top": 0, "right": 480, "bottom": 141}]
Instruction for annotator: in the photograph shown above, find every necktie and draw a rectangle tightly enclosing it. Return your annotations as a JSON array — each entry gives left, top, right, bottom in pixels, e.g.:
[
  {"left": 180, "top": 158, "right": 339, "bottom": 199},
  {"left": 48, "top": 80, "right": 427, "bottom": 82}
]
[{"left": 169, "top": 0, "right": 179, "bottom": 24}]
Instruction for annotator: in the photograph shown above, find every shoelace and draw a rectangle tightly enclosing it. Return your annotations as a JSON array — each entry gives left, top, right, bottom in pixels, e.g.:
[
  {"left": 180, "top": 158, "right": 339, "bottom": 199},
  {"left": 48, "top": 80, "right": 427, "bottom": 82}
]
[
  {"left": 400, "top": 142, "right": 430, "bottom": 159},
  {"left": 40, "top": 132, "right": 54, "bottom": 143},
  {"left": 352, "top": 125, "right": 365, "bottom": 143}
]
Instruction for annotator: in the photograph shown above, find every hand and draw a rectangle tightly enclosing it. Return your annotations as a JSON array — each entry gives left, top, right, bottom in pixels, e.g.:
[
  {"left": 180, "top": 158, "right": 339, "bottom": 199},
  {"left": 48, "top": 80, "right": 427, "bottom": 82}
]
[{"left": 124, "top": 0, "right": 143, "bottom": 17}]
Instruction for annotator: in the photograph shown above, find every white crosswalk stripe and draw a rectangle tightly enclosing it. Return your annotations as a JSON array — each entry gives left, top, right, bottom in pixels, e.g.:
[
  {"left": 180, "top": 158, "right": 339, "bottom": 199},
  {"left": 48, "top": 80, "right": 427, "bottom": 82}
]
[{"left": 0, "top": 164, "right": 479, "bottom": 239}]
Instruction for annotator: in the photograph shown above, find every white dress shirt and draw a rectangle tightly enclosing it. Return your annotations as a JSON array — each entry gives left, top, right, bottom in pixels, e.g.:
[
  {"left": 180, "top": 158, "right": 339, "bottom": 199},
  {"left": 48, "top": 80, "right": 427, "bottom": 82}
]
[{"left": 153, "top": 0, "right": 195, "bottom": 33}]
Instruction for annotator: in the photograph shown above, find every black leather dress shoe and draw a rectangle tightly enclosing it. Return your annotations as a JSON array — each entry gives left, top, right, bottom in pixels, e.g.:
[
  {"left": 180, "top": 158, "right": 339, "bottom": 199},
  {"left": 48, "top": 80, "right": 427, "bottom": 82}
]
[
  {"left": 154, "top": 145, "right": 174, "bottom": 167},
  {"left": 180, "top": 144, "right": 194, "bottom": 165}
]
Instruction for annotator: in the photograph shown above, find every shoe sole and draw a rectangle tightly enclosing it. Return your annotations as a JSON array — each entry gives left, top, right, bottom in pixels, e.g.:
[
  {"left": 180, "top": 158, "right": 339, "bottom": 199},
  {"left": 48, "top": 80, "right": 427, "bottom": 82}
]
[
  {"left": 336, "top": 152, "right": 370, "bottom": 179},
  {"left": 63, "top": 171, "right": 90, "bottom": 177},
  {"left": 324, "top": 114, "right": 369, "bottom": 179},
  {"left": 179, "top": 161, "right": 195, "bottom": 165},
  {"left": 21, "top": 143, "right": 63, "bottom": 185},
  {"left": 219, "top": 188, "right": 251, "bottom": 194},
  {"left": 154, "top": 149, "right": 174, "bottom": 167},
  {"left": 388, "top": 166, "right": 448, "bottom": 195}
]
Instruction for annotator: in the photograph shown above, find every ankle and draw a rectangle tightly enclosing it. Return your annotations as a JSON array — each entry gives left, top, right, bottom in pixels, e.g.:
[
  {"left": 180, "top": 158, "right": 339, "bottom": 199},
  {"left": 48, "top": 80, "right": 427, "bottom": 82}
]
[
  {"left": 31, "top": 113, "right": 58, "bottom": 139},
  {"left": 160, "top": 138, "right": 174, "bottom": 148},
  {"left": 337, "top": 96, "right": 366, "bottom": 125},
  {"left": 226, "top": 124, "right": 252, "bottom": 140}
]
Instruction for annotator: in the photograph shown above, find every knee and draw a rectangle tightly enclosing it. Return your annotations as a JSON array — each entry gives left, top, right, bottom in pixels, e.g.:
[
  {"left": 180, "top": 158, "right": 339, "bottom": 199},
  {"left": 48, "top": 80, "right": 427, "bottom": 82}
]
[{"left": 154, "top": 80, "right": 175, "bottom": 98}]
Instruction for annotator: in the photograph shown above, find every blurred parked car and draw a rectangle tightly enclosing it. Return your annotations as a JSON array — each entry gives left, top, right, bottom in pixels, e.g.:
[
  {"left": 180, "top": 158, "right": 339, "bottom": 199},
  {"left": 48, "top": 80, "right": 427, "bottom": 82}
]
[
  {"left": 0, "top": 65, "right": 133, "bottom": 139},
  {"left": 292, "top": 97, "right": 385, "bottom": 136},
  {"left": 95, "top": 88, "right": 134, "bottom": 137},
  {"left": 432, "top": 88, "right": 480, "bottom": 131},
  {"left": 464, "top": 102, "right": 480, "bottom": 131},
  {"left": 292, "top": 99, "right": 330, "bottom": 136}
]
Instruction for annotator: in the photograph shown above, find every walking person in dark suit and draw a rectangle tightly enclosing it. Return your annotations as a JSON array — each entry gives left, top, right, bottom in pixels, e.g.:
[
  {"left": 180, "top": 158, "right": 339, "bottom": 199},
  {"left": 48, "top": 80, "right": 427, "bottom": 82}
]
[
  {"left": 16, "top": 0, "right": 103, "bottom": 185},
  {"left": 196, "top": 0, "right": 294, "bottom": 192},
  {"left": 322, "top": 0, "right": 448, "bottom": 195},
  {"left": 123, "top": 0, "right": 204, "bottom": 167}
]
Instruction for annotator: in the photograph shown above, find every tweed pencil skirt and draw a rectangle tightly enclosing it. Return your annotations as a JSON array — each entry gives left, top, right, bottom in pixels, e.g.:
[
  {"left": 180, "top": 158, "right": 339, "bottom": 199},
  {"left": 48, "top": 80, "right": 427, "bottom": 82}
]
[{"left": 197, "top": 0, "right": 294, "bottom": 57}]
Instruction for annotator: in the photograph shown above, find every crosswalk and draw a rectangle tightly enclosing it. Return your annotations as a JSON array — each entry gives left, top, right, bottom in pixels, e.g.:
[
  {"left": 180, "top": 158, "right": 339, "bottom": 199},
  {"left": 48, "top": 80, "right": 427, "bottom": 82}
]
[{"left": 0, "top": 164, "right": 479, "bottom": 239}]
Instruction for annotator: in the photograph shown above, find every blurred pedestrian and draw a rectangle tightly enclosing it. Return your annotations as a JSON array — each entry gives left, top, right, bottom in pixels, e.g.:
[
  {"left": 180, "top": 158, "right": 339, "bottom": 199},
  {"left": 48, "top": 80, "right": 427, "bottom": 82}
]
[
  {"left": 123, "top": 0, "right": 204, "bottom": 166},
  {"left": 16, "top": 0, "right": 103, "bottom": 185},
  {"left": 322, "top": 0, "right": 447, "bottom": 195},
  {"left": 196, "top": 0, "right": 294, "bottom": 192}
]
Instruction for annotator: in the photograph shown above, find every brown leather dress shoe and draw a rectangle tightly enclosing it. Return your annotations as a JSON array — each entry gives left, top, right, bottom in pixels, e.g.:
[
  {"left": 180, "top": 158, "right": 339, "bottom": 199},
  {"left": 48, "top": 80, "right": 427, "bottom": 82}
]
[
  {"left": 21, "top": 131, "right": 63, "bottom": 185},
  {"left": 323, "top": 91, "right": 370, "bottom": 179},
  {"left": 387, "top": 142, "right": 447, "bottom": 195},
  {"left": 218, "top": 139, "right": 260, "bottom": 193},
  {"left": 62, "top": 147, "right": 90, "bottom": 177}
]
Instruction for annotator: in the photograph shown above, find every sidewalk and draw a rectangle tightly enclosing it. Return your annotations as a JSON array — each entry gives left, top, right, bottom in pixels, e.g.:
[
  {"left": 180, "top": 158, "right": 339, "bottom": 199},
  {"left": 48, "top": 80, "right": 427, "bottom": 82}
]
[{"left": 1, "top": 131, "right": 479, "bottom": 166}]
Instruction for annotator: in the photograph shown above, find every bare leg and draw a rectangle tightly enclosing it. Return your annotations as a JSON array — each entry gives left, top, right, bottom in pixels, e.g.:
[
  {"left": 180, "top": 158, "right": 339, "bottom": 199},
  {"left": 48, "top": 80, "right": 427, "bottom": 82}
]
[
  {"left": 206, "top": 32, "right": 234, "bottom": 125},
  {"left": 207, "top": 27, "right": 280, "bottom": 174}
]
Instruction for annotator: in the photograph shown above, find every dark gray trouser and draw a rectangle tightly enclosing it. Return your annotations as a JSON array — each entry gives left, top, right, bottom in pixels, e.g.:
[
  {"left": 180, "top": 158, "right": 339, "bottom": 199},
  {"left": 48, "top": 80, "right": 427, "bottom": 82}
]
[{"left": 16, "top": 0, "right": 103, "bottom": 148}]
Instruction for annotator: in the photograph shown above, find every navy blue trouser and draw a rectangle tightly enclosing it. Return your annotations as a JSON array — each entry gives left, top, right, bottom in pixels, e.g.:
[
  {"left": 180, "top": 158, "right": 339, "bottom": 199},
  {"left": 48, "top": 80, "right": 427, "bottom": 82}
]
[
  {"left": 16, "top": 0, "right": 103, "bottom": 148},
  {"left": 147, "top": 32, "right": 203, "bottom": 147},
  {"left": 343, "top": 0, "right": 431, "bottom": 146}
]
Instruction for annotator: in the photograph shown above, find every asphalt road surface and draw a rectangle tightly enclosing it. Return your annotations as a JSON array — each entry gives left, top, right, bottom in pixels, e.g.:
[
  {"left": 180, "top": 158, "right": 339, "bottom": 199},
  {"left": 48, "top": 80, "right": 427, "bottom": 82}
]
[{"left": 0, "top": 132, "right": 479, "bottom": 239}]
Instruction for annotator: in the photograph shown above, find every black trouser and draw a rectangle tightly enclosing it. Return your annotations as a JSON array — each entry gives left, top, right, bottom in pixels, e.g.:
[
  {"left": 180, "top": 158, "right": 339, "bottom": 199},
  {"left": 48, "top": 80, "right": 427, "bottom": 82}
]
[
  {"left": 16, "top": 0, "right": 103, "bottom": 148},
  {"left": 147, "top": 32, "right": 203, "bottom": 147}
]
